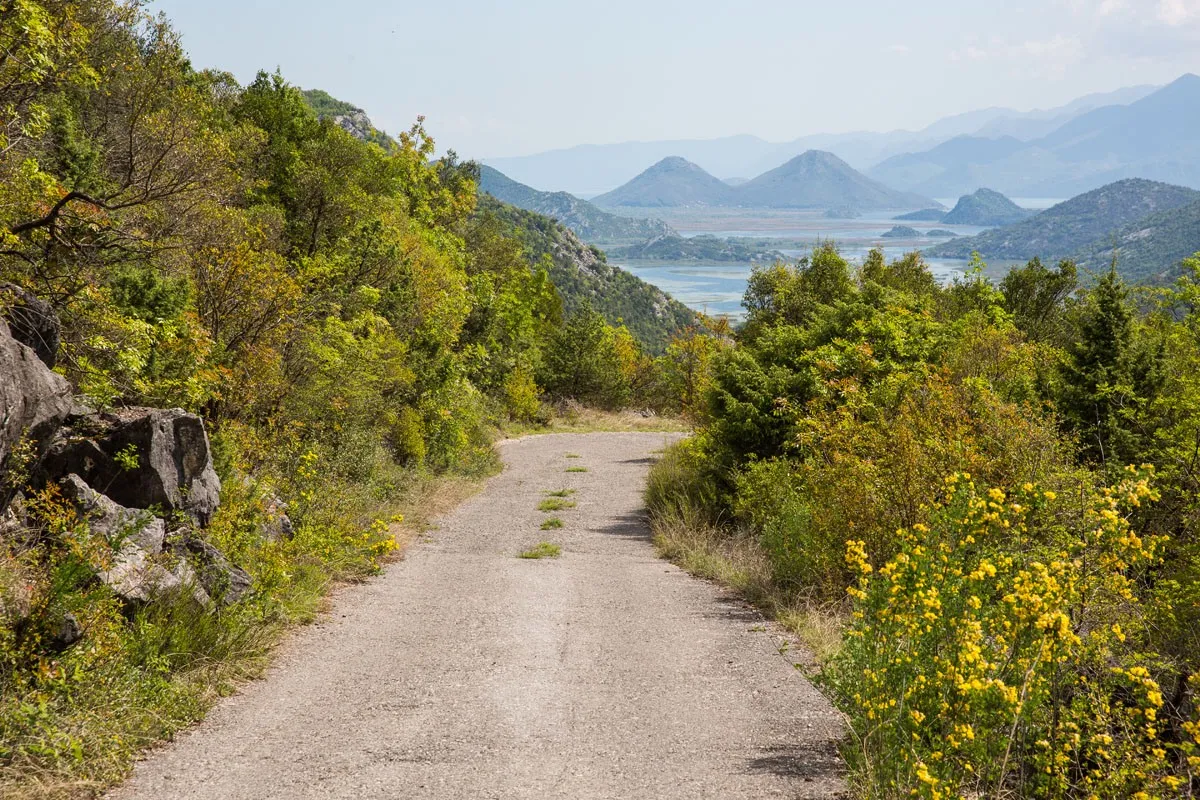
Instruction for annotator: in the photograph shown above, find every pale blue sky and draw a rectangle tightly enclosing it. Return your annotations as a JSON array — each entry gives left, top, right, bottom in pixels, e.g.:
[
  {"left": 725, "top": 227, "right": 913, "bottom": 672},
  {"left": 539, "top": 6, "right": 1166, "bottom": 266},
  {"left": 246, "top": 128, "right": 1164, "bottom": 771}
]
[{"left": 150, "top": 0, "right": 1200, "bottom": 158}]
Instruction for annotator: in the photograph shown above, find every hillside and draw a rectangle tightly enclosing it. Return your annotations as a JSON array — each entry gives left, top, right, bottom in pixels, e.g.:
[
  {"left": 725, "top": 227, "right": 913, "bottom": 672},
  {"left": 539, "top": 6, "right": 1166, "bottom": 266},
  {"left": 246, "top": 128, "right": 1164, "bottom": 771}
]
[
  {"left": 608, "top": 234, "right": 785, "bottom": 263},
  {"left": 1072, "top": 199, "right": 1200, "bottom": 284},
  {"left": 941, "top": 188, "right": 1031, "bottom": 226},
  {"left": 592, "top": 157, "right": 736, "bottom": 208},
  {"left": 478, "top": 165, "right": 675, "bottom": 244},
  {"left": 301, "top": 89, "right": 393, "bottom": 148},
  {"left": 925, "top": 179, "right": 1200, "bottom": 261},
  {"left": 734, "top": 150, "right": 936, "bottom": 210},
  {"left": 475, "top": 195, "right": 696, "bottom": 351}
]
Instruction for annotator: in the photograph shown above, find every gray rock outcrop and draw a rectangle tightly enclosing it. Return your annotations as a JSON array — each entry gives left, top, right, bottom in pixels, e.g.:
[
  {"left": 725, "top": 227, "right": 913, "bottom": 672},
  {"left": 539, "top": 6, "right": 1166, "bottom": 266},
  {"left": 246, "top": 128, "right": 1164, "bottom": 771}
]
[
  {"left": 0, "top": 283, "right": 61, "bottom": 368},
  {"left": 173, "top": 529, "right": 252, "bottom": 606},
  {"left": 60, "top": 474, "right": 209, "bottom": 605},
  {"left": 43, "top": 408, "right": 222, "bottom": 525},
  {"left": 0, "top": 319, "right": 73, "bottom": 503}
]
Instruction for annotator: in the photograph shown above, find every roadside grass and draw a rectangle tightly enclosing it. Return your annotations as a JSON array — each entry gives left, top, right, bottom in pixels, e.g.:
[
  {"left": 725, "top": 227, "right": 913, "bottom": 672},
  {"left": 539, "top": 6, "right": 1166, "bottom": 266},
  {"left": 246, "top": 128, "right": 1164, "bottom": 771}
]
[
  {"left": 565, "top": 453, "right": 581, "bottom": 459},
  {"left": 565, "top": 467, "right": 589, "bottom": 473},
  {"left": 0, "top": 452, "right": 497, "bottom": 800},
  {"left": 519, "top": 542, "right": 561, "bottom": 559},
  {"left": 540, "top": 517, "right": 564, "bottom": 530},
  {"left": 645, "top": 443, "right": 846, "bottom": 672},
  {"left": 543, "top": 489, "right": 575, "bottom": 498},
  {"left": 538, "top": 498, "right": 576, "bottom": 512}
]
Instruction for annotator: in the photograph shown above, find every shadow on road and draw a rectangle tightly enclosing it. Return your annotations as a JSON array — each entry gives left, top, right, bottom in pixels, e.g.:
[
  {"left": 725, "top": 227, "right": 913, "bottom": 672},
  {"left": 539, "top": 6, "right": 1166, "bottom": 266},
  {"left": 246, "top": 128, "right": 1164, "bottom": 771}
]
[
  {"left": 593, "top": 511, "right": 653, "bottom": 542},
  {"left": 745, "top": 741, "right": 843, "bottom": 781}
]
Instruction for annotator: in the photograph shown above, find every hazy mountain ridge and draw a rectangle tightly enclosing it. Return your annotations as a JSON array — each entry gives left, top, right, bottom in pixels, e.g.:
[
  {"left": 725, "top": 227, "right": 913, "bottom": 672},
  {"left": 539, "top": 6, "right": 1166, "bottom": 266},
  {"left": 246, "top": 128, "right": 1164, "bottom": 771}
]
[
  {"left": 872, "top": 75, "right": 1200, "bottom": 197},
  {"left": 593, "top": 152, "right": 936, "bottom": 211},
  {"left": 477, "top": 165, "right": 676, "bottom": 244},
  {"left": 925, "top": 179, "right": 1200, "bottom": 263},
  {"left": 481, "top": 82, "right": 1166, "bottom": 196}
]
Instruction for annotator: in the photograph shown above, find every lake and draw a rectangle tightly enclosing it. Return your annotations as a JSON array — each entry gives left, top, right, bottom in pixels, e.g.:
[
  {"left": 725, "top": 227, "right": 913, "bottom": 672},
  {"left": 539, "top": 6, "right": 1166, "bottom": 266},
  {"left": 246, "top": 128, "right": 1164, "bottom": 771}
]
[{"left": 608, "top": 206, "right": 1056, "bottom": 319}]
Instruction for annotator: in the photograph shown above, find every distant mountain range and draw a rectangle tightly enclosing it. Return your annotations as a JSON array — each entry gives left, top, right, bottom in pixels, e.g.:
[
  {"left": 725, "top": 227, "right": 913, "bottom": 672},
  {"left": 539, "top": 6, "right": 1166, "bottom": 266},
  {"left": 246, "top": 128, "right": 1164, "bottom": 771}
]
[
  {"left": 925, "top": 179, "right": 1200, "bottom": 281},
  {"left": 481, "top": 83, "right": 1164, "bottom": 196},
  {"left": 593, "top": 152, "right": 936, "bottom": 211},
  {"left": 870, "top": 75, "right": 1200, "bottom": 197},
  {"left": 477, "top": 165, "right": 675, "bottom": 244}
]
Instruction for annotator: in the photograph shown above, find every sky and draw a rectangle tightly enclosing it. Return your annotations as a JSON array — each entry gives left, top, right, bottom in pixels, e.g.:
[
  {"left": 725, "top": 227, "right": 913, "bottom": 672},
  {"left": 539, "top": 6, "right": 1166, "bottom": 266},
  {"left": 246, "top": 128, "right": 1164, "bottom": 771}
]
[{"left": 149, "top": 0, "right": 1200, "bottom": 159}]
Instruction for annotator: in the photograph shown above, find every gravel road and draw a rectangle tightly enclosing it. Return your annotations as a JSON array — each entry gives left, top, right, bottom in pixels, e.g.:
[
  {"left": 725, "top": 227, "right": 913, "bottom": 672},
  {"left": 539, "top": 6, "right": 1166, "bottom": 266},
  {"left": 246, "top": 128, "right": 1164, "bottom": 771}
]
[{"left": 110, "top": 432, "right": 844, "bottom": 799}]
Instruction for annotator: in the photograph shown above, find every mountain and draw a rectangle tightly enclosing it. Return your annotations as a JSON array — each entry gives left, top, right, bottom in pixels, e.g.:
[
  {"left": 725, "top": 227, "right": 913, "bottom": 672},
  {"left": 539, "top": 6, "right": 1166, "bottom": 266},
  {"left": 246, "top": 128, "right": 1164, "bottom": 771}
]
[
  {"left": 485, "top": 136, "right": 778, "bottom": 197},
  {"left": 925, "top": 179, "right": 1200, "bottom": 261},
  {"left": 591, "top": 157, "right": 735, "bottom": 208},
  {"left": 475, "top": 195, "right": 696, "bottom": 351},
  {"left": 972, "top": 84, "right": 1159, "bottom": 140},
  {"left": 480, "top": 82, "right": 1161, "bottom": 196},
  {"left": 877, "top": 75, "right": 1200, "bottom": 197},
  {"left": 734, "top": 150, "right": 937, "bottom": 209},
  {"left": 868, "top": 136, "right": 1029, "bottom": 197},
  {"left": 941, "top": 189, "right": 1031, "bottom": 226},
  {"left": 477, "top": 166, "right": 675, "bottom": 244},
  {"left": 1072, "top": 199, "right": 1200, "bottom": 284}
]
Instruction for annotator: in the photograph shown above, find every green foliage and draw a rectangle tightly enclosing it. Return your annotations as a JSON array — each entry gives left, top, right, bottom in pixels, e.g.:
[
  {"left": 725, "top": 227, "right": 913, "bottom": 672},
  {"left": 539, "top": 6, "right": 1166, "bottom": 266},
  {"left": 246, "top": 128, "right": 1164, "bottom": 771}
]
[
  {"left": 0, "top": 3, "right": 700, "bottom": 793},
  {"left": 539, "top": 518, "right": 563, "bottom": 531},
  {"left": 645, "top": 244, "right": 1200, "bottom": 795},
  {"left": 540, "top": 304, "right": 632, "bottom": 409}
]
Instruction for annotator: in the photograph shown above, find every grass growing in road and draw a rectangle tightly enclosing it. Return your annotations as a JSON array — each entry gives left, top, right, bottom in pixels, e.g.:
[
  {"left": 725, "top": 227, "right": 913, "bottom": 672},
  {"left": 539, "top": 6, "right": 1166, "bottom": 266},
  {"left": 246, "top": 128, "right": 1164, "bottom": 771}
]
[
  {"left": 519, "top": 542, "right": 562, "bottom": 559},
  {"left": 540, "top": 517, "right": 564, "bottom": 530},
  {"left": 543, "top": 489, "right": 575, "bottom": 498},
  {"left": 566, "top": 466, "right": 589, "bottom": 473},
  {"left": 538, "top": 497, "right": 576, "bottom": 512},
  {"left": 565, "top": 453, "right": 582, "bottom": 459}
]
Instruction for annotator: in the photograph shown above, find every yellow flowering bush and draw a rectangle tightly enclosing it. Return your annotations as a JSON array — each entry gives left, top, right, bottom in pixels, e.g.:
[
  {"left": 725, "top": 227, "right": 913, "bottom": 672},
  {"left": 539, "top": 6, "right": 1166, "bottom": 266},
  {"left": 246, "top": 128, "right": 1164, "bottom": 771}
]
[{"left": 829, "top": 468, "right": 1183, "bottom": 799}]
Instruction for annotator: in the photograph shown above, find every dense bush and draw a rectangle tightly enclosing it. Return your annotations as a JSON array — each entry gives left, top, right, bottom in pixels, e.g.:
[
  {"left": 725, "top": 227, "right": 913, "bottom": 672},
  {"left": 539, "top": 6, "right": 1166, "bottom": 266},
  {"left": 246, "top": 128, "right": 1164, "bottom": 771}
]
[{"left": 647, "top": 245, "right": 1200, "bottom": 796}]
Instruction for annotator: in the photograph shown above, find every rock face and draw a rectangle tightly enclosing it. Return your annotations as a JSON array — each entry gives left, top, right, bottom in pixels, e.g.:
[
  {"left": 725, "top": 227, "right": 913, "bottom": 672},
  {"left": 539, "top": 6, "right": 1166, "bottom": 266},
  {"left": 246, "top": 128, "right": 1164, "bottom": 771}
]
[
  {"left": 0, "top": 283, "right": 61, "bottom": 368},
  {"left": 173, "top": 530, "right": 252, "bottom": 606},
  {"left": 43, "top": 408, "right": 222, "bottom": 526},
  {"left": 261, "top": 495, "right": 294, "bottom": 542},
  {"left": 0, "top": 319, "right": 73, "bottom": 497},
  {"left": 60, "top": 474, "right": 208, "bottom": 605}
]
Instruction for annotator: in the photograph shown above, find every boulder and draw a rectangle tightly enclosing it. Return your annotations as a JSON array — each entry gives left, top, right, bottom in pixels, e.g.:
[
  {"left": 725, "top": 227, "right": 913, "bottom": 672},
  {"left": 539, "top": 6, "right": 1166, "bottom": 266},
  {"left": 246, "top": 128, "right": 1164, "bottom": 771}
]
[
  {"left": 0, "top": 283, "right": 61, "bottom": 368},
  {"left": 59, "top": 474, "right": 208, "bottom": 605},
  {"left": 1, "top": 319, "right": 73, "bottom": 508},
  {"left": 261, "top": 495, "right": 294, "bottom": 542},
  {"left": 43, "top": 408, "right": 221, "bottom": 526},
  {"left": 173, "top": 529, "right": 252, "bottom": 606},
  {"left": 49, "top": 612, "right": 83, "bottom": 651}
]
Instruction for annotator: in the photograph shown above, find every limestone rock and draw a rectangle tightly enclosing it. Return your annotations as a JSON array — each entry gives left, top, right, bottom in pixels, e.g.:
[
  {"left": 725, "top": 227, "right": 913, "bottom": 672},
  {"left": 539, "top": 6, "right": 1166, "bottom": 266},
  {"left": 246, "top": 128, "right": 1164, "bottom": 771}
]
[
  {"left": 43, "top": 408, "right": 221, "bottom": 526},
  {"left": 0, "top": 318, "right": 73, "bottom": 508},
  {"left": 0, "top": 283, "right": 61, "bottom": 368},
  {"left": 173, "top": 529, "right": 252, "bottom": 606}
]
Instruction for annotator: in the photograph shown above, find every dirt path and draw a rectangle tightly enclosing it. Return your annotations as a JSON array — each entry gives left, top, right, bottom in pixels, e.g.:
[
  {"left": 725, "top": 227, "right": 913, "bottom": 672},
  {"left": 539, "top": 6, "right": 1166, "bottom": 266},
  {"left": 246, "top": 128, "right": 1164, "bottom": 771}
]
[{"left": 110, "top": 432, "right": 844, "bottom": 799}]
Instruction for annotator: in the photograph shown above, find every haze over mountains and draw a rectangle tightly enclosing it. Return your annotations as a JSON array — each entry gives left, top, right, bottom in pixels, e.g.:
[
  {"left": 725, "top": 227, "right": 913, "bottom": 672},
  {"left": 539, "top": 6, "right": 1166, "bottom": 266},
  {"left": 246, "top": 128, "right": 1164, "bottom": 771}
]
[
  {"left": 593, "top": 152, "right": 935, "bottom": 211},
  {"left": 481, "top": 79, "right": 1190, "bottom": 199}
]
